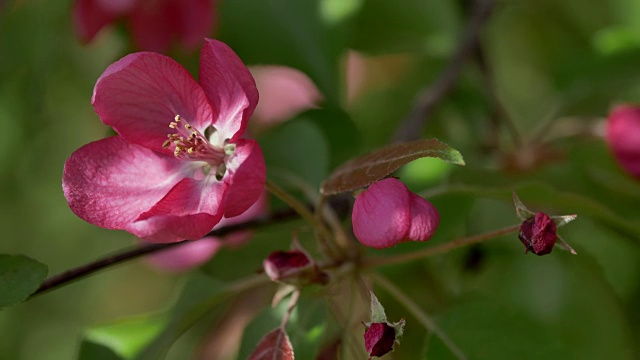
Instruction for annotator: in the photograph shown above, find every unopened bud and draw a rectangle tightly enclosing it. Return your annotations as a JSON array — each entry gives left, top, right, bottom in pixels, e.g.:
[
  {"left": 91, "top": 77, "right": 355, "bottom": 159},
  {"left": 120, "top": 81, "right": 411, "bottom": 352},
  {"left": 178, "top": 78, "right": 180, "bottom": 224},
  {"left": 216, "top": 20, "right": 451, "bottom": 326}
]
[
  {"left": 263, "top": 250, "right": 328, "bottom": 286},
  {"left": 519, "top": 212, "right": 557, "bottom": 255},
  {"left": 364, "top": 322, "right": 396, "bottom": 358}
]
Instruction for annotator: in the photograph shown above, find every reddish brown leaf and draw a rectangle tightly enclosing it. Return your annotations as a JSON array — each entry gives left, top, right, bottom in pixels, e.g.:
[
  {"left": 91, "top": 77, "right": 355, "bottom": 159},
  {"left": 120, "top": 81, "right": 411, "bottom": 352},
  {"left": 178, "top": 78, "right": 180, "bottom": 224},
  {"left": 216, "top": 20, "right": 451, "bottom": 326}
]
[
  {"left": 320, "top": 139, "right": 464, "bottom": 195},
  {"left": 248, "top": 328, "right": 295, "bottom": 360}
]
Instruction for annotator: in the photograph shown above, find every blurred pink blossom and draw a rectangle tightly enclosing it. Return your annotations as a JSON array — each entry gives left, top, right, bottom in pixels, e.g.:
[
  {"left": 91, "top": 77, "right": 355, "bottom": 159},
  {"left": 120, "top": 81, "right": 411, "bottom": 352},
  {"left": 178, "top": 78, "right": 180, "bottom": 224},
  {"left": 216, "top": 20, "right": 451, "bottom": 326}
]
[
  {"left": 352, "top": 178, "right": 439, "bottom": 249},
  {"left": 63, "top": 39, "right": 265, "bottom": 243},
  {"left": 73, "top": 0, "right": 214, "bottom": 53},
  {"left": 146, "top": 192, "right": 267, "bottom": 272},
  {"left": 606, "top": 105, "right": 640, "bottom": 179},
  {"left": 250, "top": 66, "right": 322, "bottom": 126}
]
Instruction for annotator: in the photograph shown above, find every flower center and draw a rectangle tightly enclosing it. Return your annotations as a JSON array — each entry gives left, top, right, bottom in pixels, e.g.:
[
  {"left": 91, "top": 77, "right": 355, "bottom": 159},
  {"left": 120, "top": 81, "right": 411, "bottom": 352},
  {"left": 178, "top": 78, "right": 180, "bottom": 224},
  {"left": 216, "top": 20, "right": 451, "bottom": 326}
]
[{"left": 162, "top": 115, "right": 235, "bottom": 179}]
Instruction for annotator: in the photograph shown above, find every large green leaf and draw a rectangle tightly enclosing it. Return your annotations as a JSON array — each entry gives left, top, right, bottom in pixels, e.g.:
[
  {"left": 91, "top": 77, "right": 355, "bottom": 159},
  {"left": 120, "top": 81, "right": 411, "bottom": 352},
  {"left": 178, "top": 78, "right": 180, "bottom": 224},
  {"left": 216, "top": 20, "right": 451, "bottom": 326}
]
[{"left": 0, "top": 254, "right": 47, "bottom": 309}]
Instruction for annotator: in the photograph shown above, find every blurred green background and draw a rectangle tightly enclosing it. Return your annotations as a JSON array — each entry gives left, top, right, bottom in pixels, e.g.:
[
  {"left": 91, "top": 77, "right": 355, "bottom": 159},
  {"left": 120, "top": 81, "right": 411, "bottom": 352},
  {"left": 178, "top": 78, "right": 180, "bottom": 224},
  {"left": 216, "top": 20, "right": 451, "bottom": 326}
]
[{"left": 1, "top": 0, "right": 640, "bottom": 359}]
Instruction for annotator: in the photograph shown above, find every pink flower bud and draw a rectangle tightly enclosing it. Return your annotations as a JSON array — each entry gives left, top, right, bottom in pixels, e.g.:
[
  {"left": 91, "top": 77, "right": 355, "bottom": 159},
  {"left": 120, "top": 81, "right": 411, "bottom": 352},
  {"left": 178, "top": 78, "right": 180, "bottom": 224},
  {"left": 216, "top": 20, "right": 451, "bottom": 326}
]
[
  {"left": 606, "top": 105, "right": 640, "bottom": 179},
  {"left": 352, "top": 178, "right": 439, "bottom": 249},
  {"left": 519, "top": 212, "right": 557, "bottom": 255},
  {"left": 263, "top": 251, "right": 328, "bottom": 285},
  {"left": 363, "top": 322, "right": 396, "bottom": 358}
]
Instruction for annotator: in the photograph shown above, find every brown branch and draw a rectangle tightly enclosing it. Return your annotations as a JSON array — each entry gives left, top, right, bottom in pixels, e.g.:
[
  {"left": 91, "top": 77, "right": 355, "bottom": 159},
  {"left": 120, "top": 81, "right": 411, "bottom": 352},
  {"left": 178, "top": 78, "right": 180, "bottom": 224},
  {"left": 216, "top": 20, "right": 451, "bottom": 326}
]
[
  {"left": 30, "top": 208, "right": 299, "bottom": 298},
  {"left": 393, "top": 0, "right": 495, "bottom": 142}
]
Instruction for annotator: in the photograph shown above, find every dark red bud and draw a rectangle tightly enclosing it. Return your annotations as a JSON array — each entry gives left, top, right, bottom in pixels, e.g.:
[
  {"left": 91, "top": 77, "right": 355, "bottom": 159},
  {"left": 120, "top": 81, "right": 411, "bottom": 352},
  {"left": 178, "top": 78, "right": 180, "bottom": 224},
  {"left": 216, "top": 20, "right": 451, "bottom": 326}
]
[
  {"left": 364, "top": 322, "right": 396, "bottom": 358},
  {"left": 264, "top": 251, "right": 310, "bottom": 281},
  {"left": 263, "top": 251, "right": 328, "bottom": 285},
  {"left": 519, "top": 212, "right": 557, "bottom": 255}
]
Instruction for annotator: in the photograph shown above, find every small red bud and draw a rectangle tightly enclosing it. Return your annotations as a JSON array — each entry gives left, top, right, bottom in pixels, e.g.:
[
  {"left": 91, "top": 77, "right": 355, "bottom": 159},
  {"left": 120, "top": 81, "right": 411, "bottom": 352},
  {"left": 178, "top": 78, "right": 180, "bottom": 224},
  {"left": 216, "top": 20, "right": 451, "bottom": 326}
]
[
  {"left": 519, "top": 212, "right": 557, "bottom": 255},
  {"left": 364, "top": 322, "right": 396, "bottom": 358}
]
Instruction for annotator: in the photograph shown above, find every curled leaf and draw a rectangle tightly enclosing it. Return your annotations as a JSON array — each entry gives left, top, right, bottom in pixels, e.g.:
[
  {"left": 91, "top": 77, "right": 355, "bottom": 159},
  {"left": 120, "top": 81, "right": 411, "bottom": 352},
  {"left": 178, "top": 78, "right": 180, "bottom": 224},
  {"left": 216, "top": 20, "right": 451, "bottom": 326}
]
[{"left": 321, "top": 139, "right": 464, "bottom": 195}]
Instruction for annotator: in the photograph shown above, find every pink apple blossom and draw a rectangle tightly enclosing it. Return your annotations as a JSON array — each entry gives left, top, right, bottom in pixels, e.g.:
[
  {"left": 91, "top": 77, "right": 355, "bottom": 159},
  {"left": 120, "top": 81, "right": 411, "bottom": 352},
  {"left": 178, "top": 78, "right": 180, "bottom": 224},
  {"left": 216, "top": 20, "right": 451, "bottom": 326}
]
[
  {"left": 146, "top": 192, "right": 267, "bottom": 271},
  {"left": 73, "top": 0, "right": 214, "bottom": 53},
  {"left": 250, "top": 66, "right": 322, "bottom": 126},
  {"left": 352, "top": 178, "right": 439, "bottom": 249},
  {"left": 606, "top": 105, "right": 640, "bottom": 179},
  {"left": 63, "top": 39, "right": 265, "bottom": 243}
]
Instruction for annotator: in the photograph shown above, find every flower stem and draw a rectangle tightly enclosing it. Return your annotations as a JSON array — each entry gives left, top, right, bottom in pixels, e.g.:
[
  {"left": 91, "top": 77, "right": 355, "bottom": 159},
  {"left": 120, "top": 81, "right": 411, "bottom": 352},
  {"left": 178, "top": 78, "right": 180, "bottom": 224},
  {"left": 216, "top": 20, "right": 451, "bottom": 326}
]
[
  {"left": 370, "top": 272, "right": 467, "bottom": 360},
  {"left": 279, "top": 289, "right": 301, "bottom": 330},
  {"left": 363, "top": 224, "right": 520, "bottom": 268},
  {"left": 265, "top": 179, "right": 339, "bottom": 256}
]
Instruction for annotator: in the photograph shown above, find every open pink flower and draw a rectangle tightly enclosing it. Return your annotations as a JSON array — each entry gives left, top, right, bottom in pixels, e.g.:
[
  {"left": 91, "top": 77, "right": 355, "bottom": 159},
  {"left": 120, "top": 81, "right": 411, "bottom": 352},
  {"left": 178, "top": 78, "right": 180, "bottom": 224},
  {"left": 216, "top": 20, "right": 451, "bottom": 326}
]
[
  {"left": 606, "top": 105, "right": 640, "bottom": 179},
  {"left": 73, "top": 0, "right": 214, "bottom": 53},
  {"left": 352, "top": 178, "right": 439, "bottom": 249},
  {"left": 63, "top": 39, "right": 265, "bottom": 243}
]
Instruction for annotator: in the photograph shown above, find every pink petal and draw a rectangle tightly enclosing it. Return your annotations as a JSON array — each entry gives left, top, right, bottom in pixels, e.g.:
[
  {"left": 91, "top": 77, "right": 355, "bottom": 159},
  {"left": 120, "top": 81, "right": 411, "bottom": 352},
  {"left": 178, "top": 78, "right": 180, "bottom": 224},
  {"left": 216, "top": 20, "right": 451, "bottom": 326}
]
[
  {"left": 145, "top": 237, "right": 221, "bottom": 272},
  {"left": 406, "top": 193, "right": 439, "bottom": 241},
  {"left": 251, "top": 65, "right": 322, "bottom": 125},
  {"left": 199, "top": 39, "right": 258, "bottom": 141},
  {"left": 137, "top": 177, "right": 226, "bottom": 220},
  {"left": 222, "top": 139, "right": 266, "bottom": 218},
  {"left": 172, "top": 0, "right": 215, "bottom": 51},
  {"left": 62, "top": 136, "right": 184, "bottom": 231},
  {"left": 73, "top": 0, "right": 116, "bottom": 43},
  {"left": 352, "top": 178, "right": 411, "bottom": 249},
  {"left": 128, "top": 1, "right": 174, "bottom": 52},
  {"left": 92, "top": 52, "right": 213, "bottom": 153},
  {"left": 126, "top": 213, "right": 220, "bottom": 242}
]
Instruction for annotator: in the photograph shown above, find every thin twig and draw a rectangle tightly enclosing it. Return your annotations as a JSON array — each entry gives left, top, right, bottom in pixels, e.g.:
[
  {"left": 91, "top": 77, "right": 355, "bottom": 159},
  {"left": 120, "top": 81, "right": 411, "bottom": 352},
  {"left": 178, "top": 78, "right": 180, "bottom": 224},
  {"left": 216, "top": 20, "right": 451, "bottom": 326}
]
[
  {"left": 393, "top": 0, "right": 495, "bottom": 142},
  {"left": 370, "top": 272, "right": 467, "bottom": 360},
  {"left": 363, "top": 224, "right": 520, "bottom": 268},
  {"left": 30, "top": 207, "right": 299, "bottom": 298}
]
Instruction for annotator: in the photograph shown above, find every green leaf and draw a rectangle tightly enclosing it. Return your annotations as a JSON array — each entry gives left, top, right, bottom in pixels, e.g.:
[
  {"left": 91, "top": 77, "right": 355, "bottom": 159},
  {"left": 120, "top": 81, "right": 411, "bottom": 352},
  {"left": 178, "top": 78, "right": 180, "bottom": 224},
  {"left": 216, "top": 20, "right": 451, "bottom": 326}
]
[
  {"left": 0, "top": 254, "right": 47, "bottom": 309},
  {"left": 78, "top": 314, "right": 167, "bottom": 360},
  {"left": 259, "top": 118, "right": 329, "bottom": 189},
  {"left": 321, "top": 138, "right": 464, "bottom": 195}
]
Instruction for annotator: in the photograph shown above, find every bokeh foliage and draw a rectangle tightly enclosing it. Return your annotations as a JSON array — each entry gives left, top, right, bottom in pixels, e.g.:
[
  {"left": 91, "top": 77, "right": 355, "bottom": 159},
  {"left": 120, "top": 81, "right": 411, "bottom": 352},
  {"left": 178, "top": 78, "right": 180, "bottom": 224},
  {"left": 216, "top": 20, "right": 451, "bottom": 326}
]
[{"left": 1, "top": 0, "right": 640, "bottom": 359}]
